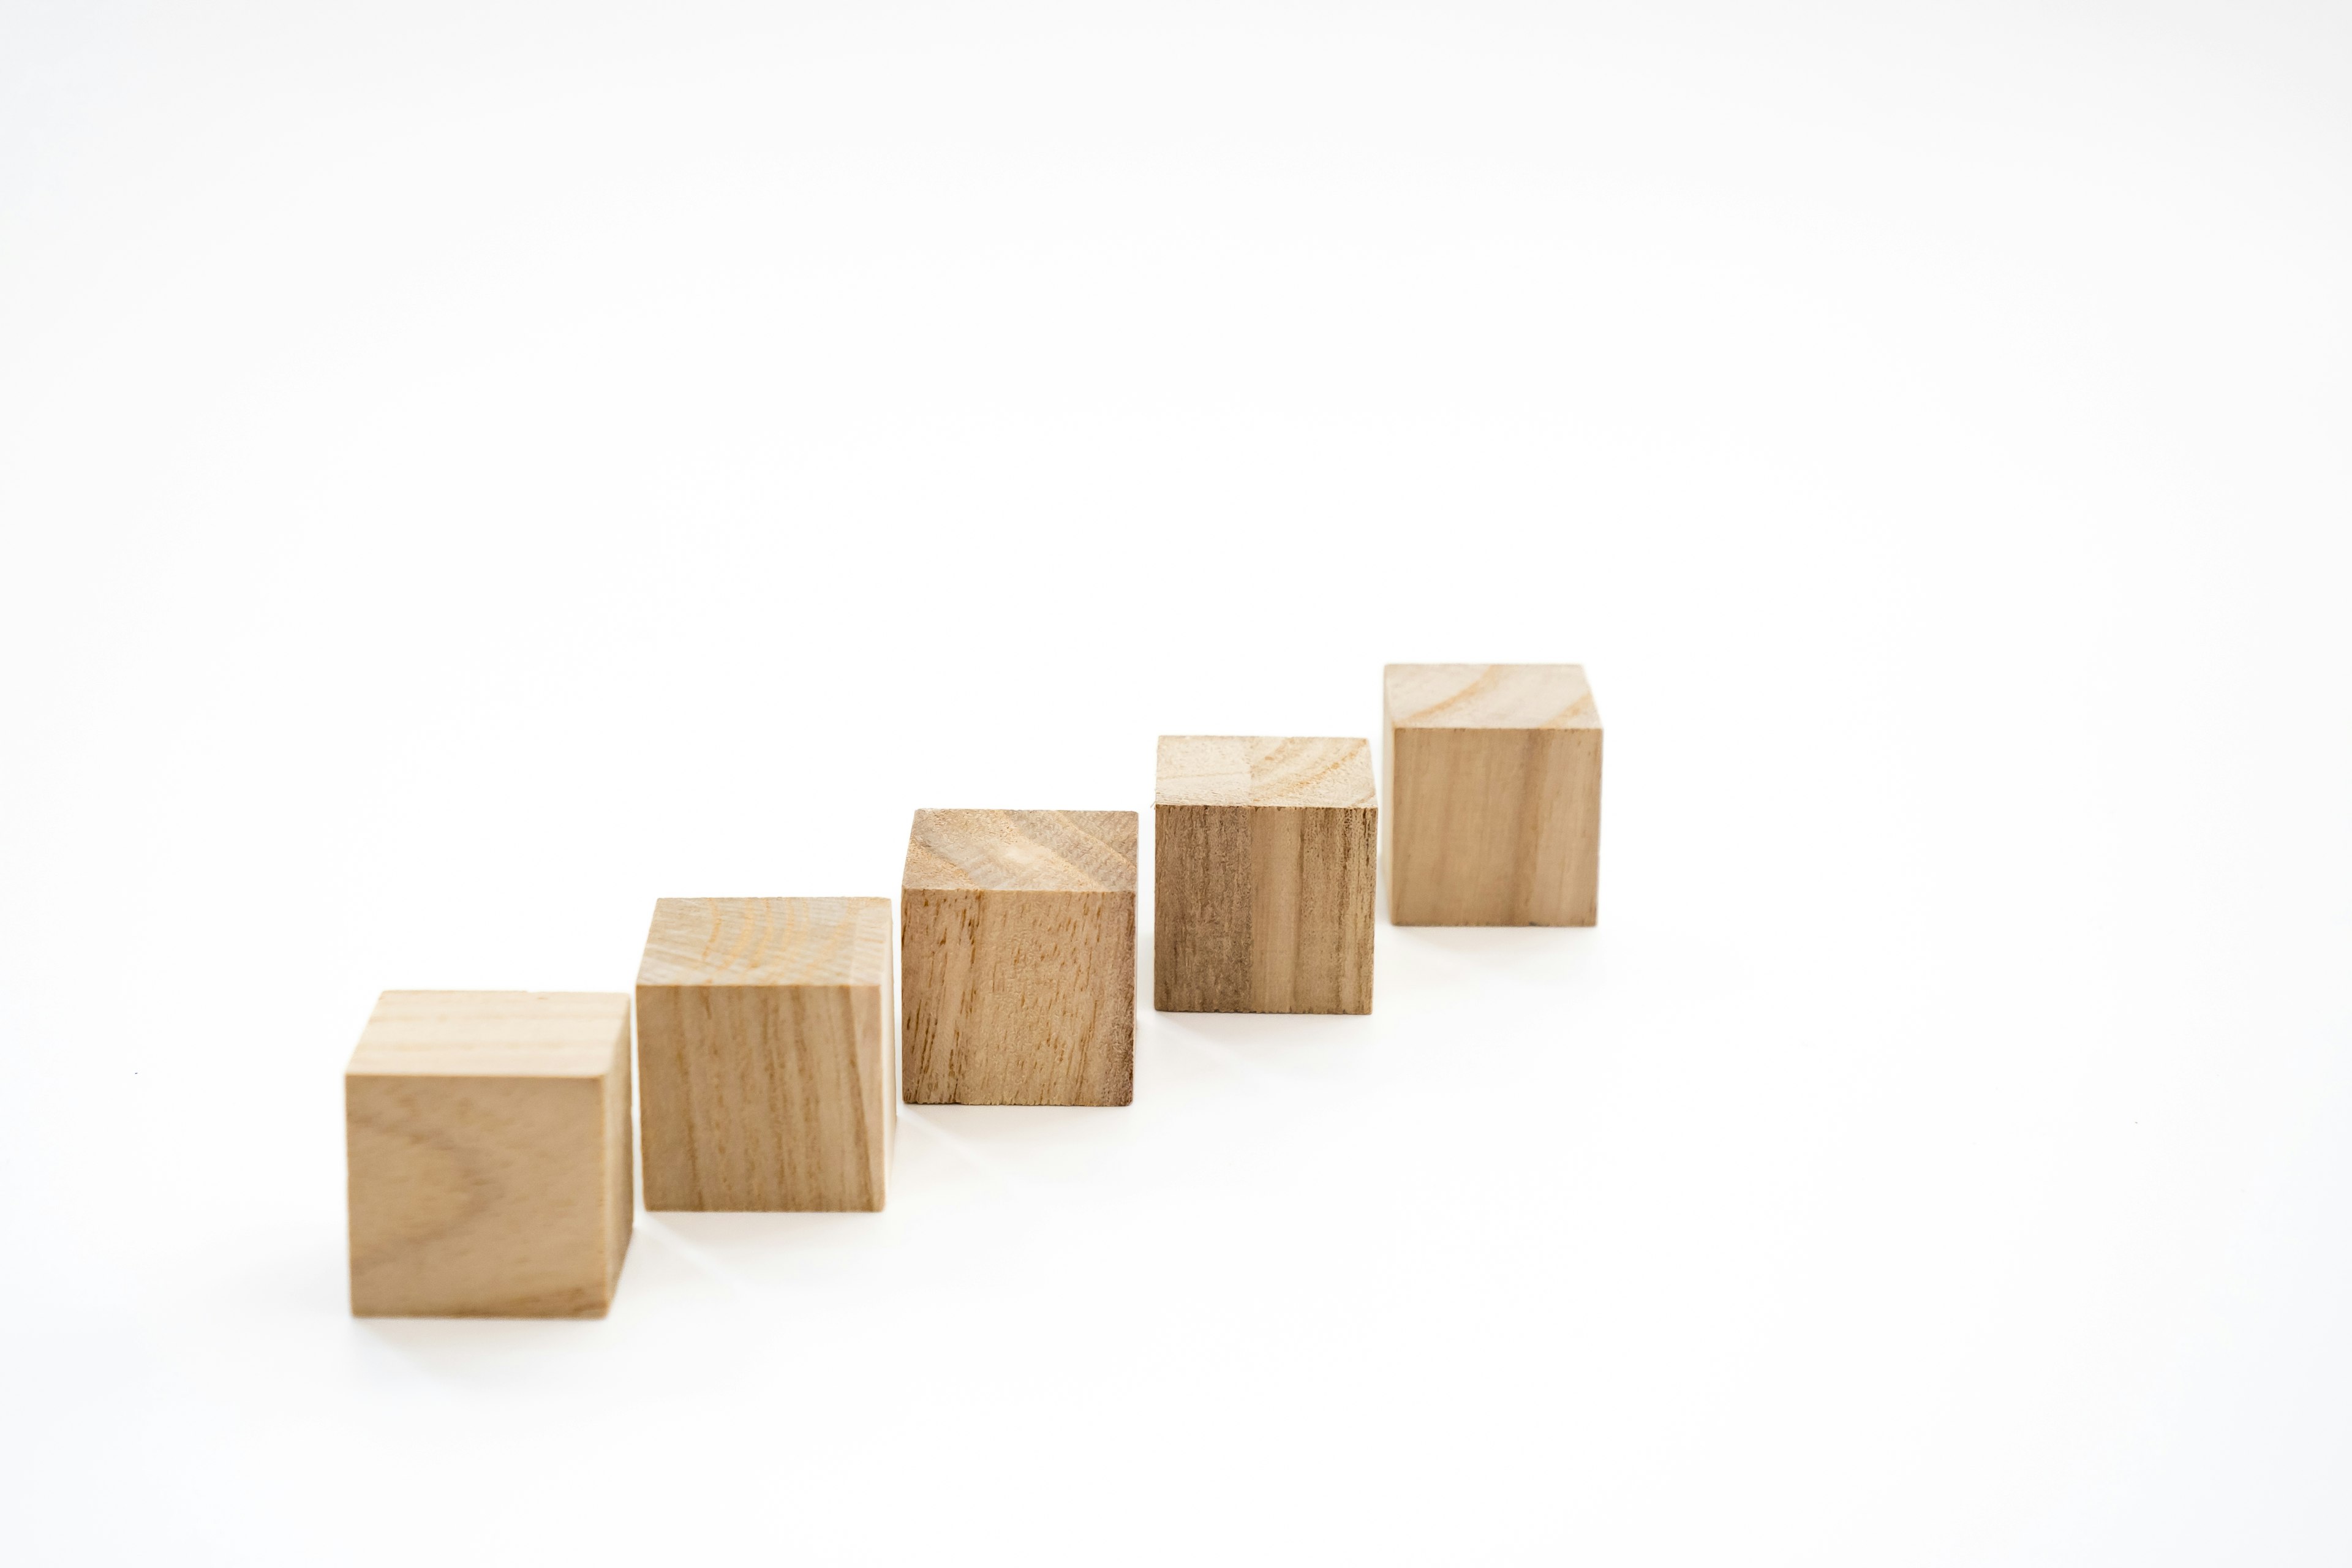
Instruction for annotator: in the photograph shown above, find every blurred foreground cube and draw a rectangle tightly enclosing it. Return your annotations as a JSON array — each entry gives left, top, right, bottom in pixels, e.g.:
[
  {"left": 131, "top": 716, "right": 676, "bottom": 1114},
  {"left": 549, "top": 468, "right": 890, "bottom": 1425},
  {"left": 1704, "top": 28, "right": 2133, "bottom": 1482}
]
[
  {"left": 636, "top": 896, "right": 895, "bottom": 1212},
  {"left": 345, "top": 991, "right": 633, "bottom": 1318},
  {"left": 1384, "top": 663, "right": 1603, "bottom": 926},
  {"left": 1155, "top": 736, "right": 1376, "bottom": 1014},
  {"left": 902, "top": 809, "right": 1137, "bottom": 1106}
]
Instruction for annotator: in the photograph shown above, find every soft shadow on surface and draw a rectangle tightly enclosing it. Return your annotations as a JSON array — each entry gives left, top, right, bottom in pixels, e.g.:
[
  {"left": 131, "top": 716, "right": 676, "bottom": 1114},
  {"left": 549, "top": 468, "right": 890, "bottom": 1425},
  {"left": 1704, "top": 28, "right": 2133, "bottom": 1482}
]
[
  {"left": 1379, "top": 918, "right": 1602, "bottom": 985},
  {"left": 348, "top": 1305, "right": 617, "bottom": 1388},
  {"left": 897, "top": 1103, "right": 1055, "bottom": 1181},
  {"left": 257, "top": 1225, "right": 610, "bottom": 1368},
  {"left": 627, "top": 1207, "right": 924, "bottom": 1294},
  {"left": 1135, "top": 1014, "right": 1365, "bottom": 1117},
  {"left": 353, "top": 1312, "right": 606, "bottom": 1346},
  {"left": 647, "top": 1207, "right": 889, "bottom": 1251},
  {"left": 1146, "top": 1003, "right": 1374, "bottom": 1057},
  {"left": 345, "top": 1207, "right": 893, "bottom": 1371},
  {"left": 897, "top": 1099, "right": 1137, "bottom": 1166}
]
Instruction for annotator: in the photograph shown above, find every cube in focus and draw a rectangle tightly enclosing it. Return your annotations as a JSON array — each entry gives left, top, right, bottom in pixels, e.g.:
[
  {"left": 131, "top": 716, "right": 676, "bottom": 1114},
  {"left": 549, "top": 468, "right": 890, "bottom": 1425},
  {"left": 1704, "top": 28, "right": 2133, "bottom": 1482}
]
[
  {"left": 1384, "top": 663, "right": 1604, "bottom": 926},
  {"left": 902, "top": 809, "right": 1138, "bottom": 1106},
  {"left": 635, "top": 897, "right": 895, "bottom": 1212},
  {"left": 345, "top": 990, "right": 633, "bottom": 1318},
  {"left": 1155, "top": 736, "right": 1376, "bottom": 1014}
]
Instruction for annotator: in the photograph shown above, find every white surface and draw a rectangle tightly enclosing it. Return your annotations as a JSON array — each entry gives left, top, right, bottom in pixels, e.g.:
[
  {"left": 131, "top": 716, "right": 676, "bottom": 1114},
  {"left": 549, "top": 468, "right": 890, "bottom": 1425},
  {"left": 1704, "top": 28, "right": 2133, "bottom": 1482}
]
[{"left": 2, "top": 2, "right": 2346, "bottom": 1562}]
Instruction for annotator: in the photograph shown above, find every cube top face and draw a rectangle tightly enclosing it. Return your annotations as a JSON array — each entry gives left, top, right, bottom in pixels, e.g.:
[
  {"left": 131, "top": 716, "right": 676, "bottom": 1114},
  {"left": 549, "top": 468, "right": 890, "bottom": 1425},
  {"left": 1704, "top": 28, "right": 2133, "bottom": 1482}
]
[
  {"left": 1385, "top": 663, "right": 1599, "bottom": 731},
  {"left": 1155, "top": 737, "right": 1376, "bottom": 809},
  {"left": 637, "top": 897, "right": 889, "bottom": 988},
  {"left": 347, "top": 991, "right": 628, "bottom": 1079},
  {"left": 903, "top": 809, "right": 1139, "bottom": 894}
]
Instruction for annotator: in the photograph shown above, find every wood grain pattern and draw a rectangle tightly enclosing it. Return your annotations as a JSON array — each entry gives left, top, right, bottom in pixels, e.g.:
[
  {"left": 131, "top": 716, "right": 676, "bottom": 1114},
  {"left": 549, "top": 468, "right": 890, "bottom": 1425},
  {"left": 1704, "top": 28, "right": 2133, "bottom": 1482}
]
[
  {"left": 1155, "top": 736, "right": 1377, "bottom": 1014},
  {"left": 901, "top": 809, "right": 1137, "bottom": 1106},
  {"left": 345, "top": 990, "right": 632, "bottom": 1319},
  {"left": 635, "top": 897, "right": 894, "bottom": 1212},
  {"left": 1384, "top": 663, "right": 1602, "bottom": 926}
]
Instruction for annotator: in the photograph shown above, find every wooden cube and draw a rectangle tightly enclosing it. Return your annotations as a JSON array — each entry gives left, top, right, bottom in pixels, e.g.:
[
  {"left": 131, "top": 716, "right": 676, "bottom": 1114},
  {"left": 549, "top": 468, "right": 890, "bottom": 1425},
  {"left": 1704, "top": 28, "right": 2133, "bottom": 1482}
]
[
  {"left": 1384, "top": 663, "right": 1604, "bottom": 926},
  {"left": 1155, "top": 736, "right": 1377, "bottom": 1014},
  {"left": 345, "top": 991, "right": 633, "bottom": 1319},
  {"left": 635, "top": 897, "right": 895, "bottom": 1212},
  {"left": 902, "top": 809, "right": 1137, "bottom": 1106}
]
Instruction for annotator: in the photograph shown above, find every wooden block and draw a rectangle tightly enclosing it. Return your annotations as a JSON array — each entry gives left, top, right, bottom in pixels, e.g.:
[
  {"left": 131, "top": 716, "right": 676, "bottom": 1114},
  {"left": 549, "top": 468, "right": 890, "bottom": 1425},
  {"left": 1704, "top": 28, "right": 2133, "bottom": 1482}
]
[
  {"left": 1154, "top": 736, "right": 1377, "bottom": 1014},
  {"left": 1384, "top": 663, "right": 1603, "bottom": 926},
  {"left": 901, "top": 809, "right": 1138, "bottom": 1106},
  {"left": 635, "top": 897, "right": 895, "bottom": 1212},
  {"left": 345, "top": 991, "right": 633, "bottom": 1319}
]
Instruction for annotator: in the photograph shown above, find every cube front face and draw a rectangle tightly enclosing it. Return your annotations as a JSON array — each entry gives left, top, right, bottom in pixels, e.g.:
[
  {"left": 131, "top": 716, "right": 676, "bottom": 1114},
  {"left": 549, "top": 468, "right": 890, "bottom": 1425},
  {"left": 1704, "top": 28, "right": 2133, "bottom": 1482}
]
[
  {"left": 345, "top": 991, "right": 631, "bottom": 1319},
  {"left": 635, "top": 897, "right": 895, "bottom": 1212},
  {"left": 900, "top": 810, "right": 1139, "bottom": 1107},
  {"left": 1154, "top": 737, "right": 1377, "bottom": 1014},
  {"left": 1384, "top": 665, "right": 1603, "bottom": 927}
]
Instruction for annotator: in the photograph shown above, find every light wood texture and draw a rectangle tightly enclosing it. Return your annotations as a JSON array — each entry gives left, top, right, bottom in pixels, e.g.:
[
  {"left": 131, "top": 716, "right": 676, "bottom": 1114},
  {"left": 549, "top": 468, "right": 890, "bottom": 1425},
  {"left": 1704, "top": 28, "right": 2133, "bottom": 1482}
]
[
  {"left": 1155, "top": 736, "right": 1377, "bottom": 1014},
  {"left": 635, "top": 897, "right": 895, "bottom": 1212},
  {"left": 901, "top": 809, "right": 1137, "bottom": 1106},
  {"left": 345, "top": 990, "right": 633, "bottom": 1319},
  {"left": 1384, "top": 663, "right": 1603, "bottom": 926}
]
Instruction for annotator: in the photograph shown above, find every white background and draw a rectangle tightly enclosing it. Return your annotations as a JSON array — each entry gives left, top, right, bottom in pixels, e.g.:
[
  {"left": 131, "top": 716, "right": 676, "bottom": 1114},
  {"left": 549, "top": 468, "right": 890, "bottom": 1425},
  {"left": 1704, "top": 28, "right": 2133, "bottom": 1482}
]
[{"left": 2, "top": 2, "right": 2346, "bottom": 1562}]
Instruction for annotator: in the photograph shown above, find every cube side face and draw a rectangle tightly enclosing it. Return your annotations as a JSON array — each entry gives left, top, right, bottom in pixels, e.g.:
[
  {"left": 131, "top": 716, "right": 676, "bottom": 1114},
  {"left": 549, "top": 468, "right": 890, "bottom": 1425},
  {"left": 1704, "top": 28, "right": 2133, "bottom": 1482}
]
[
  {"left": 876, "top": 912, "right": 899, "bottom": 1181},
  {"left": 1248, "top": 804, "right": 1377, "bottom": 1013},
  {"left": 636, "top": 982, "right": 888, "bottom": 1212},
  {"left": 347, "top": 1073, "right": 613, "bottom": 1318},
  {"left": 1388, "top": 726, "right": 1602, "bottom": 925},
  {"left": 902, "top": 888, "right": 1136, "bottom": 1106},
  {"left": 1380, "top": 704, "right": 1398, "bottom": 918},
  {"left": 601, "top": 1006, "right": 634, "bottom": 1297},
  {"left": 1156, "top": 802, "right": 1375, "bottom": 1013},
  {"left": 1154, "top": 802, "right": 1253, "bottom": 1011}
]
